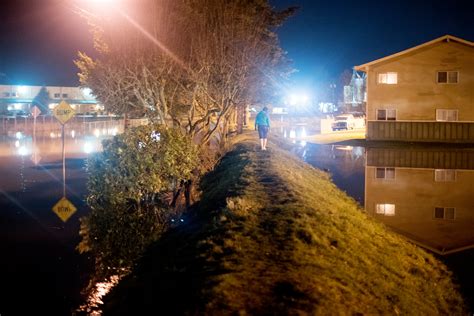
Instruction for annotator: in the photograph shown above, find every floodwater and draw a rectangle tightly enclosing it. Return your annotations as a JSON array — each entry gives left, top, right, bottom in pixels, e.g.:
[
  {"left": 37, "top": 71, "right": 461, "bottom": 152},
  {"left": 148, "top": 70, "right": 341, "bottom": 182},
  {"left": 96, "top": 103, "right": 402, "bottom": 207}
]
[
  {"left": 0, "top": 118, "right": 122, "bottom": 315},
  {"left": 298, "top": 141, "right": 474, "bottom": 308},
  {"left": 1, "top": 119, "right": 473, "bottom": 314}
]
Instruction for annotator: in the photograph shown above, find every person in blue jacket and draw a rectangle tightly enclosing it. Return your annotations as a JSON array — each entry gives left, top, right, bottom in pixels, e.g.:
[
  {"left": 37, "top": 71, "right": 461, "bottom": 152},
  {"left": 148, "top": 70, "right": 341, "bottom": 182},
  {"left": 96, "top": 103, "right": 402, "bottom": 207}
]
[{"left": 255, "top": 106, "right": 270, "bottom": 150}]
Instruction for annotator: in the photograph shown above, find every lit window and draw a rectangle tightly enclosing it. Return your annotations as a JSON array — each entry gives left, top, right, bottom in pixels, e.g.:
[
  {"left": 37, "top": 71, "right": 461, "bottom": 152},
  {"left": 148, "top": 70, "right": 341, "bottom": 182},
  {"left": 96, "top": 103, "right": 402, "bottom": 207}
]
[
  {"left": 376, "top": 109, "right": 396, "bottom": 121},
  {"left": 436, "top": 109, "right": 458, "bottom": 121},
  {"left": 376, "top": 204, "right": 396, "bottom": 216},
  {"left": 378, "top": 72, "right": 398, "bottom": 84},
  {"left": 434, "top": 207, "right": 455, "bottom": 220},
  {"left": 434, "top": 169, "right": 456, "bottom": 182},
  {"left": 437, "top": 71, "right": 458, "bottom": 84},
  {"left": 375, "top": 167, "right": 395, "bottom": 180}
]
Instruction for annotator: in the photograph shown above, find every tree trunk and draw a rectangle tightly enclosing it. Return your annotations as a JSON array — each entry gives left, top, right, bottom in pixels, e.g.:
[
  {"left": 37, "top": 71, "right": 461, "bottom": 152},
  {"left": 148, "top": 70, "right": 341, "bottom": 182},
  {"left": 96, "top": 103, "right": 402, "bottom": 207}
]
[
  {"left": 236, "top": 104, "right": 244, "bottom": 134},
  {"left": 184, "top": 180, "right": 192, "bottom": 208},
  {"left": 170, "top": 180, "right": 184, "bottom": 208},
  {"left": 124, "top": 113, "right": 130, "bottom": 131}
]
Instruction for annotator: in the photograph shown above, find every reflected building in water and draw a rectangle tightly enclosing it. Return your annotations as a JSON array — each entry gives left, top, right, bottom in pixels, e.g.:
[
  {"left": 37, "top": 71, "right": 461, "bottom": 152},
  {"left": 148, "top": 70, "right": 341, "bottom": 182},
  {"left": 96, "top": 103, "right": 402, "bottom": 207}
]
[{"left": 365, "top": 147, "right": 474, "bottom": 255}]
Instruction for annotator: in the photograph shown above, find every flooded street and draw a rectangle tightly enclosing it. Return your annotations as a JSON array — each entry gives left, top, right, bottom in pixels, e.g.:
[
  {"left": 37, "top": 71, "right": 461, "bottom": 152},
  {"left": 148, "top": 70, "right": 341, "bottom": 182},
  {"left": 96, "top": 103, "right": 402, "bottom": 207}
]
[
  {"left": 0, "top": 118, "right": 122, "bottom": 315},
  {"left": 1, "top": 120, "right": 473, "bottom": 313}
]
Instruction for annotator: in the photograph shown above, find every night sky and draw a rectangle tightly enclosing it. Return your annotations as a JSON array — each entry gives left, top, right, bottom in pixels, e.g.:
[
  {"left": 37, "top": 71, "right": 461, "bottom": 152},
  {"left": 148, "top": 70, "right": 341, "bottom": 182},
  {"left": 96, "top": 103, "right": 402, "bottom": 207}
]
[{"left": 1, "top": 0, "right": 473, "bottom": 92}]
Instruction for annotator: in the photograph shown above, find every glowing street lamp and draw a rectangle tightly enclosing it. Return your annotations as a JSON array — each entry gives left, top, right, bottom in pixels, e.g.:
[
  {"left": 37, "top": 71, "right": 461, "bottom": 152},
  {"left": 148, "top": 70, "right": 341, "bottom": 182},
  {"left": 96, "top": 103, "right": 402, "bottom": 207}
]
[{"left": 286, "top": 93, "right": 310, "bottom": 106}]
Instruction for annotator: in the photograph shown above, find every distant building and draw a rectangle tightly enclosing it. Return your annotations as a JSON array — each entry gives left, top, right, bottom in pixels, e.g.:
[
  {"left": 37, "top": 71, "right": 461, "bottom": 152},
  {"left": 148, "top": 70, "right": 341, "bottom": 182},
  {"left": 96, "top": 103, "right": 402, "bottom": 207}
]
[
  {"left": 343, "top": 71, "right": 366, "bottom": 109},
  {"left": 355, "top": 35, "right": 474, "bottom": 143},
  {"left": 0, "top": 85, "right": 102, "bottom": 115}
]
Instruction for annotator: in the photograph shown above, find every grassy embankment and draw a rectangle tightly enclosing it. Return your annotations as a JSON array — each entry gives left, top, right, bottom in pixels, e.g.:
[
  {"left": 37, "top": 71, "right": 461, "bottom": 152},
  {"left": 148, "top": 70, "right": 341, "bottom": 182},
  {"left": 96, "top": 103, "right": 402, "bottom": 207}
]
[{"left": 102, "top": 134, "right": 464, "bottom": 315}]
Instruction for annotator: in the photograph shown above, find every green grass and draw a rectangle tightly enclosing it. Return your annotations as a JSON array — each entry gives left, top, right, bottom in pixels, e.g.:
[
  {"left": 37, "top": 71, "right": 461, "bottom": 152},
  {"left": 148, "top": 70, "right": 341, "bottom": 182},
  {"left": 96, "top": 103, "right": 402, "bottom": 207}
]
[{"left": 101, "top": 134, "right": 465, "bottom": 315}]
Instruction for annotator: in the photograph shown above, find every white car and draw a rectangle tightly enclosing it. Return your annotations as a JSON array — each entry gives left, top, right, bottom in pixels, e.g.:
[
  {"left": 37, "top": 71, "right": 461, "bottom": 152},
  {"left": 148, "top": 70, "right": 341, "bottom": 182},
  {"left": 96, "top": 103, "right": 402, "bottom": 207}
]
[{"left": 332, "top": 114, "right": 356, "bottom": 131}]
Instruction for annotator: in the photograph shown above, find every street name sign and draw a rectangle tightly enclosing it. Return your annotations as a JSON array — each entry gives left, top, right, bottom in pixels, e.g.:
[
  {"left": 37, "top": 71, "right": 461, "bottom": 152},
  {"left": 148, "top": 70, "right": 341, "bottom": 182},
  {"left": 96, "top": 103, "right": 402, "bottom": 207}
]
[{"left": 53, "top": 100, "right": 75, "bottom": 125}]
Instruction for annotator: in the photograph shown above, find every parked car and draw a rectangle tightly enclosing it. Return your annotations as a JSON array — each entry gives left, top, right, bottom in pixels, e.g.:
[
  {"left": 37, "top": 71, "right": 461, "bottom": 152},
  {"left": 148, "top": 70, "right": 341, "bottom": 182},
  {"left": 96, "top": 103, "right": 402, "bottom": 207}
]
[
  {"left": 6, "top": 110, "right": 30, "bottom": 117},
  {"left": 332, "top": 114, "right": 356, "bottom": 131}
]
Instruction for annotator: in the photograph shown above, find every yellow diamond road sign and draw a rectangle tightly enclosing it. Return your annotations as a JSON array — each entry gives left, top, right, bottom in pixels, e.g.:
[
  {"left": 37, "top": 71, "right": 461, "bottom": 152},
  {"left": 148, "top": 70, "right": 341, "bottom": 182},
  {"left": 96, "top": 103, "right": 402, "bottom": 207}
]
[
  {"left": 53, "top": 100, "right": 75, "bottom": 125},
  {"left": 52, "top": 197, "right": 77, "bottom": 222}
]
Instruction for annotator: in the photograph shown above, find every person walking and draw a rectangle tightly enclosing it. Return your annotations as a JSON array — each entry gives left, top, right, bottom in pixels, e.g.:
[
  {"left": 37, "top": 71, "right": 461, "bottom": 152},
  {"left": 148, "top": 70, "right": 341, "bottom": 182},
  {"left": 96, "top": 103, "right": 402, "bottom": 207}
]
[{"left": 255, "top": 106, "right": 270, "bottom": 151}]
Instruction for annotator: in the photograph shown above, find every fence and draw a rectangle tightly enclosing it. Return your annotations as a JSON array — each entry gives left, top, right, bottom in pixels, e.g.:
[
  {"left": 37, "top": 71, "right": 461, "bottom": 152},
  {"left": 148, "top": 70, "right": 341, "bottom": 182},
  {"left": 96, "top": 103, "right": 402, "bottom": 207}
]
[
  {"left": 367, "top": 147, "right": 474, "bottom": 170},
  {"left": 367, "top": 121, "right": 474, "bottom": 143},
  {"left": 0, "top": 115, "right": 151, "bottom": 136}
]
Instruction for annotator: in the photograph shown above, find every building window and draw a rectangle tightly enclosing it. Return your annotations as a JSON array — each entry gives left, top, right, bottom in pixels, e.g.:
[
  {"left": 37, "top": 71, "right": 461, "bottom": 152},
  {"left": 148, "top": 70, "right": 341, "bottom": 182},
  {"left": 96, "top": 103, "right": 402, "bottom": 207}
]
[
  {"left": 53, "top": 93, "right": 60, "bottom": 98},
  {"left": 3, "top": 92, "right": 10, "bottom": 97},
  {"left": 10, "top": 92, "right": 18, "bottom": 97},
  {"left": 376, "top": 109, "right": 396, "bottom": 121},
  {"left": 437, "top": 71, "right": 458, "bottom": 84},
  {"left": 376, "top": 204, "right": 396, "bottom": 216},
  {"left": 436, "top": 109, "right": 458, "bottom": 121},
  {"left": 434, "top": 169, "right": 456, "bottom": 182},
  {"left": 378, "top": 72, "right": 398, "bottom": 84},
  {"left": 434, "top": 207, "right": 455, "bottom": 220},
  {"left": 62, "top": 93, "right": 68, "bottom": 98},
  {"left": 376, "top": 167, "right": 395, "bottom": 180}
]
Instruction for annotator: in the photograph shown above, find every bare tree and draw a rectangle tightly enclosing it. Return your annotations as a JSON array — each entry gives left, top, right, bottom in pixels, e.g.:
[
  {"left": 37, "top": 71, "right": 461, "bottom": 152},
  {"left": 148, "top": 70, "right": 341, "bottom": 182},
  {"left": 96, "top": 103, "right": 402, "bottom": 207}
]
[{"left": 76, "top": 0, "right": 295, "bottom": 145}]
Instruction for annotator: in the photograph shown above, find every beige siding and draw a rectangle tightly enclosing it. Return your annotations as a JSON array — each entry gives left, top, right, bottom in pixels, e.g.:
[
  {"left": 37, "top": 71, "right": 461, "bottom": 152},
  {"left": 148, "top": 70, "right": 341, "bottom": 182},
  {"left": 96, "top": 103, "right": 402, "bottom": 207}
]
[{"left": 366, "top": 41, "right": 474, "bottom": 122}]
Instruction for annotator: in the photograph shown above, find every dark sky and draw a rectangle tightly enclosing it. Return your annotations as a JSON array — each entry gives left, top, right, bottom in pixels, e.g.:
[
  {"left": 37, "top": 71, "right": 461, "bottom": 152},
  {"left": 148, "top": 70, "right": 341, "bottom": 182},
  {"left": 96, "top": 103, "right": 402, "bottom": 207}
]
[
  {"left": 0, "top": 0, "right": 473, "bottom": 91},
  {"left": 0, "top": 0, "right": 95, "bottom": 86},
  {"left": 271, "top": 0, "right": 474, "bottom": 95}
]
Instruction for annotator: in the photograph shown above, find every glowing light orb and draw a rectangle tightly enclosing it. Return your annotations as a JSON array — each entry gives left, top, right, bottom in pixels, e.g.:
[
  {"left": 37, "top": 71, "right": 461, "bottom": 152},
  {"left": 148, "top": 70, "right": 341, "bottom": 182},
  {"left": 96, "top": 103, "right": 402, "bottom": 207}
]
[
  {"left": 18, "top": 146, "right": 28, "bottom": 156},
  {"left": 84, "top": 142, "right": 94, "bottom": 154}
]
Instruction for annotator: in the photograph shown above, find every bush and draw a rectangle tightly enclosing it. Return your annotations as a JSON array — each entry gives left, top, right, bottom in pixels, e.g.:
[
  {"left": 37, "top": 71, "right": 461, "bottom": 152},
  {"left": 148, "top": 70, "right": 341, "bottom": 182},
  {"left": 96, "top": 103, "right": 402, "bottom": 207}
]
[{"left": 78, "top": 124, "right": 199, "bottom": 274}]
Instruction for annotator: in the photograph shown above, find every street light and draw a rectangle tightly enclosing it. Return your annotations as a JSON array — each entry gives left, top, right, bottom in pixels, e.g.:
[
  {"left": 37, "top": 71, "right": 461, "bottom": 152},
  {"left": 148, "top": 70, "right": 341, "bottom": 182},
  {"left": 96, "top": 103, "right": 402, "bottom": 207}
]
[{"left": 287, "top": 93, "right": 309, "bottom": 106}]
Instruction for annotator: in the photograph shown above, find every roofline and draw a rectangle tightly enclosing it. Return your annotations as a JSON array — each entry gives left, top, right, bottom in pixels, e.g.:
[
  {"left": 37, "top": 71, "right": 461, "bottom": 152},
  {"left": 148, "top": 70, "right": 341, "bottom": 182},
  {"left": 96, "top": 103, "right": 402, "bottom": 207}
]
[
  {"left": 387, "top": 225, "right": 474, "bottom": 255},
  {"left": 405, "top": 239, "right": 474, "bottom": 256},
  {"left": 354, "top": 35, "right": 474, "bottom": 71}
]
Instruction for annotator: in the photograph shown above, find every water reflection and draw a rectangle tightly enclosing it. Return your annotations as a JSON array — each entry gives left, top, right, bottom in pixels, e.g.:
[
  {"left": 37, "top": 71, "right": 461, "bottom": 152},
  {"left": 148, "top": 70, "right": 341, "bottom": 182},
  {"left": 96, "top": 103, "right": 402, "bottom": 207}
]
[
  {"left": 78, "top": 274, "right": 122, "bottom": 316},
  {"left": 365, "top": 147, "right": 474, "bottom": 255},
  {"left": 279, "top": 124, "right": 316, "bottom": 140},
  {"left": 0, "top": 118, "right": 123, "bottom": 315},
  {"left": 302, "top": 143, "right": 365, "bottom": 204},
  {"left": 303, "top": 144, "right": 474, "bottom": 255}
]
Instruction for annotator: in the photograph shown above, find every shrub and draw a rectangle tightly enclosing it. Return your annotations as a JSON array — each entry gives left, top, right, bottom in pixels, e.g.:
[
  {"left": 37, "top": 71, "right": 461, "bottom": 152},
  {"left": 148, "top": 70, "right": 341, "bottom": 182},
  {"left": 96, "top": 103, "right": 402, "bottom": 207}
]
[{"left": 78, "top": 124, "right": 199, "bottom": 274}]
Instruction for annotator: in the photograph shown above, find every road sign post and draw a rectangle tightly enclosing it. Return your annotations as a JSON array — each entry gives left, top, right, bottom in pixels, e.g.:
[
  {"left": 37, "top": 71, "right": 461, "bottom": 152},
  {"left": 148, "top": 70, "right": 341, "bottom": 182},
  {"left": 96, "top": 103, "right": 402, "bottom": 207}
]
[
  {"left": 52, "top": 101, "right": 77, "bottom": 222},
  {"left": 30, "top": 106, "right": 41, "bottom": 165}
]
